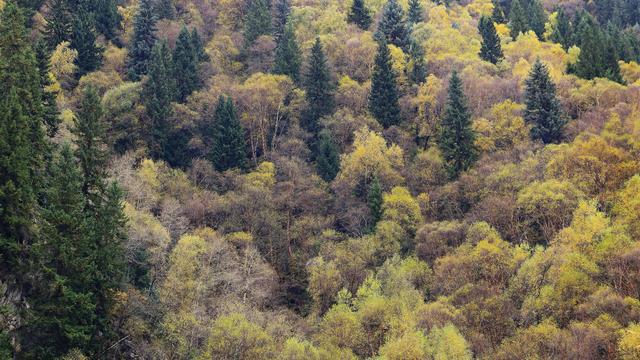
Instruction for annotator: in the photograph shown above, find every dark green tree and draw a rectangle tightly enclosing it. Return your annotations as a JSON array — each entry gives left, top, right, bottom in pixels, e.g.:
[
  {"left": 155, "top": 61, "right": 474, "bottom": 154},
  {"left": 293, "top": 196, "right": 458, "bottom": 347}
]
[
  {"left": 209, "top": 96, "right": 248, "bottom": 171},
  {"left": 369, "top": 39, "right": 401, "bottom": 128},
  {"left": 273, "top": 21, "right": 302, "bottom": 83},
  {"left": 145, "top": 40, "right": 175, "bottom": 161},
  {"left": 437, "top": 71, "right": 477, "bottom": 179},
  {"left": 375, "top": 0, "right": 409, "bottom": 49},
  {"left": 156, "top": 0, "right": 175, "bottom": 20},
  {"left": 35, "top": 40, "right": 61, "bottom": 137},
  {"left": 71, "top": 10, "right": 103, "bottom": 76},
  {"left": 571, "top": 15, "right": 623, "bottom": 83},
  {"left": 93, "top": 0, "right": 121, "bottom": 40},
  {"left": 478, "top": 15, "right": 503, "bottom": 64},
  {"left": 407, "top": 39, "right": 427, "bottom": 84},
  {"left": 302, "top": 38, "right": 335, "bottom": 136},
  {"left": 348, "top": 0, "right": 372, "bottom": 30},
  {"left": 407, "top": 0, "right": 424, "bottom": 25},
  {"left": 528, "top": 0, "right": 547, "bottom": 40},
  {"left": 367, "top": 176, "right": 383, "bottom": 231},
  {"left": 316, "top": 130, "right": 340, "bottom": 182},
  {"left": 44, "top": 0, "right": 72, "bottom": 49},
  {"left": 126, "top": 0, "right": 157, "bottom": 81},
  {"left": 524, "top": 59, "right": 565, "bottom": 144},
  {"left": 243, "top": 0, "right": 272, "bottom": 48},
  {"left": 509, "top": 0, "right": 528, "bottom": 39},
  {"left": 550, "top": 7, "right": 573, "bottom": 50},
  {"left": 492, "top": 0, "right": 506, "bottom": 23},
  {"left": 273, "top": 0, "right": 291, "bottom": 41},
  {"left": 191, "top": 28, "right": 209, "bottom": 62},
  {"left": 173, "top": 26, "right": 200, "bottom": 102}
]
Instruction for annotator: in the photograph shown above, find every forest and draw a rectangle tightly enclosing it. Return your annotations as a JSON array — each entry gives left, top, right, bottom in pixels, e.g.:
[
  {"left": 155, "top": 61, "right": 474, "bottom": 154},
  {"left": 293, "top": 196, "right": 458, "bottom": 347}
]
[{"left": 2, "top": 0, "right": 640, "bottom": 358}]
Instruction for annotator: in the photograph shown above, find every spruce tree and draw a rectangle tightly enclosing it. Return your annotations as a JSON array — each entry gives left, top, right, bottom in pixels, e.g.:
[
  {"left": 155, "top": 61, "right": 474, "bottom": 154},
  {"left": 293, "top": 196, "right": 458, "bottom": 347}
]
[
  {"left": 209, "top": 96, "right": 248, "bottom": 171},
  {"left": 302, "top": 38, "right": 335, "bottom": 136},
  {"left": 145, "top": 40, "right": 175, "bottom": 161},
  {"left": 407, "top": 39, "right": 427, "bottom": 84},
  {"left": 316, "top": 130, "right": 340, "bottom": 182},
  {"left": 551, "top": 7, "right": 573, "bottom": 50},
  {"left": 71, "top": 10, "right": 103, "bottom": 76},
  {"left": 273, "top": 21, "right": 302, "bottom": 83},
  {"left": 492, "top": 0, "right": 505, "bottom": 23},
  {"left": 509, "top": 0, "right": 528, "bottom": 39},
  {"left": 191, "top": 28, "right": 209, "bottom": 62},
  {"left": 156, "top": 0, "right": 175, "bottom": 20},
  {"left": 93, "top": 0, "right": 121, "bottom": 40},
  {"left": 524, "top": 59, "right": 565, "bottom": 144},
  {"left": 369, "top": 39, "right": 401, "bottom": 128},
  {"left": 367, "top": 176, "right": 383, "bottom": 231},
  {"left": 44, "top": 0, "right": 72, "bottom": 49},
  {"left": 407, "top": 0, "right": 424, "bottom": 25},
  {"left": 437, "top": 71, "right": 477, "bottom": 179},
  {"left": 572, "top": 15, "right": 623, "bottom": 83},
  {"left": 35, "top": 40, "right": 61, "bottom": 137},
  {"left": 348, "top": 0, "right": 372, "bottom": 30},
  {"left": 243, "top": 0, "right": 272, "bottom": 48},
  {"left": 273, "top": 0, "right": 291, "bottom": 41},
  {"left": 173, "top": 26, "right": 200, "bottom": 102},
  {"left": 528, "top": 0, "right": 547, "bottom": 40},
  {"left": 478, "top": 15, "right": 503, "bottom": 64},
  {"left": 376, "top": 0, "right": 409, "bottom": 49},
  {"left": 126, "top": 0, "right": 157, "bottom": 81}
]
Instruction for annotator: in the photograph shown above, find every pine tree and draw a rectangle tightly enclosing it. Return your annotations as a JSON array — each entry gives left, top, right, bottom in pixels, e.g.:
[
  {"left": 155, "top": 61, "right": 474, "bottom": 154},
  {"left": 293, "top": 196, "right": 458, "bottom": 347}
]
[
  {"left": 126, "top": 0, "right": 157, "bottom": 81},
  {"left": 44, "top": 0, "right": 72, "bottom": 49},
  {"left": 156, "top": 0, "right": 175, "bottom": 20},
  {"left": 572, "top": 15, "right": 623, "bottom": 83},
  {"left": 528, "top": 0, "right": 547, "bottom": 40},
  {"left": 302, "top": 38, "right": 335, "bottom": 136},
  {"left": 145, "top": 40, "right": 175, "bottom": 161},
  {"left": 437, "top": 71, "right": 477, "bottom": 179},
  {"left": 209, "top": 96, "right": 248, "bottom": 171},
  {"left": 348, "top": 0, "right": 372, "bottom": 30},
  {"left": 551, "top": 7, "right": 573, "bottom": 50},
  {"left": 492, "top": 0, "right": 505, "bottom": 23},
  {"left": 369, "top": 39, "right": 401, "bottom": 128},
  {"left": 273, "top": 0, "right": 291, "bottom": 41},
  {"left": 71, "top": 10, "right": 103, "bottom": 76},
  {"left": 509, "top": 0, "right": 528, "bottom": 39},
  {"left": 367, "top": 176, "right": 383, "bottom": 231},
  {"left": 173, "top": 26, "right": 200, "bottom": 102},
  {"left": 93, "top": 0, "right": 121, "bottom": 40},
  {"left": 407, "top": 0, "right": 424, "bottom": 25},
  {"left": 407, "top": 39, "right": 427, "bottom": 84},
  {"left": 478, "top": 15, "right": 503, "bottom": 64},
  {"left": 35, "top": 40, "right": 61, "bottom": 137},
  {"left": 524, "top": 59, "right": 566, "bottom": 144},
  {"left": 273, "top": 21, "right": 302, "bottom": 83},
  {"left": 243, "top": 0, "right": 272, "bottom": 48},
  {"left": 316, "top": 130, "right": 340, "bottom": 182},
  {"left": 376, "top": 0, "right": 409, "bottom": 49}
]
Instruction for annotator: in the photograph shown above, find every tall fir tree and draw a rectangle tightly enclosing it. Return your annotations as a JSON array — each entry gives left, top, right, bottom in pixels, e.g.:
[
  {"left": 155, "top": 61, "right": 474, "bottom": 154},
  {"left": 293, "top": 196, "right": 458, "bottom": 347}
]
[
  {"left": 491, "top": 0, "right": 506, "bottom": 23},
  {"left": 173, "top": 26, "right": 200, "bottom": 102},
  {"left": 155, "top": 0, "right": 175, "bottom": 20},
  {"left": 528, "top": 0, "right": 547, "bottom": 40},
  {"left": 551, "top": 7, "right": 573, "bottom": 50},
  {"left": 572, "top": 15, "right": 623, "bottom": 83},
  {"left": 369, "top": 39, "right": 401, "bottom": 128},
  {"left": 316, "top": 130, "right": 340, "bottom": 182},
  {"left": 35, "top": 40, "right": 61, "bottom": 137},
  {"left": 302, "top": 38, "right": 335, "bottom": 136},
  {"left": 243, "top": 0, "right": 272, "bottom": 48},
  {"left": 367, "top": 176, "right": 383, "bottom": 231},
  {"left": 71, "top": 10, "right": 103, "bottom": 76},
  {"left": 376, "top": 0, "right": 410, "bottom": 49},
  {"left": 478, "top": 15, "right": 503, "bottom": 64},
  {"left": 126, "top": 0, "right": 157, "bottom": 81},
  {"left": 145, "top": 40, "right": 175, "bottom": 161},
  {"left": 509, "top": 0, "right": 528, "bottom": 39},
  {"left": 348, "top": 0, "right": 372, "bottom": 30},
  {"left": 407, "top": 39, "right": 427, "bottom": 84},
  {"left": 44, "top": 0, "right": 72, "bottom": 49},
  {"left": 272, "top": 0, "right": 291, "bottom": 41},
  {"left": 191, "top": 28, "right": 209, "bottom": 62},
  {"left": 273, "top": 21, "right": 302, "bottom": 83},
  {"left": 407, "top": 0, "right": 424, "bottom": 25},
  {"left": 524, "top": 59, "right": 566, "bottom": 144},
  {"left": 93, "top": 0, "right": 121, "bottom": 41},
  {"left": 209, "top": 96, "right": 248, "bottom": 171},
  {"left": 437, "top": 71, "right": 477, "bottom": 179}
]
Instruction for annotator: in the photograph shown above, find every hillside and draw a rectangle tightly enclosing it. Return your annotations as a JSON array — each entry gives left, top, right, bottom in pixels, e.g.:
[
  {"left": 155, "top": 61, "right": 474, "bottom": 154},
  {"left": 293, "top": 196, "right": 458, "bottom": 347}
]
[{"left": 2, "top": 0, "right": 640, "bottom": 358}]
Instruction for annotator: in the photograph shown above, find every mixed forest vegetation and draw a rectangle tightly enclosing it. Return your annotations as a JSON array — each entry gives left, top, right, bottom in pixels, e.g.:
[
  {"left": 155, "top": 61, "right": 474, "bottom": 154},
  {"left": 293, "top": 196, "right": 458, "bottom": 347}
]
[{"left": 2, "top": 0, "right": 640, "bottom": 358}]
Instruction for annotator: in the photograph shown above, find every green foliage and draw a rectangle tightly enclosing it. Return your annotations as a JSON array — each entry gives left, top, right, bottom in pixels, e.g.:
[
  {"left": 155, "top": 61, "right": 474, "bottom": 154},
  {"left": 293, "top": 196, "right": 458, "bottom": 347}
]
[
  {"left": 316, "top": 130, "right": 341, "bottom": 182},
  {"left": 508, "top": 0, "right": 528, "bottom": 39},
  {"left": 369, "top": 39, "right": 401, "bottom": 128},
  {"left": 173, "top": 26, "right": 201, "bottom": 102},
  {"left": 202, "top": 313, "right": 276, "bottom": 359},
  {"left": 35, "top": 40, "right": 61, "bottom": 137},
  {"left": 92, "top": 0, "right": 121, "bottom": 40},
  {"left": 368, "top": 176, "right": 383, "bottom": 230},
  {"left": 551, "top": 7, "right": 573, "bottom": 50},
  {"left": 375, "top": 0, "right": 409, "bottom": 49},
  {"left": 492, "top": 0, "right": 505, "bottom": 23},
  {"left": 478, "top": 15, "right": 503, "bottom": 64},
  {"left": 407, "top": 0, "right": 424, "bottom": 25},
  {"left": 407, "top": 39, "right": 427, "bottom": 84},
  {"left": 303, "top": 38, "right": 335, "bottom": 136},
  {"left": 126, "top": 0, "right": 157, "bottom": 81},
  {"left": 348, "top": 0, "right": 372, "bottom": 30},
  {"left": 71, "top": 9, "right": 103, "bottom": 76},
  {"left": 155, "top": 0, "right": 175, "bottom": 20},
  {"left": 571, "top": 14, "right": 623, "bottom": 83},
  {"left": 524, "top": 59, "right": 565, "bottom": 144},
  {"left": 243, "top": 0, "right": 272, "bottom": 48},
  {"left": 209, "top": 96, "right": 248, "bottom": 171},
  {"left": 145, "top": 40, "right": 175, "bottom": 162},
  {"left": 273, "top": 21, "right": 301, "bottom": 83},
  {"left": 44, "top": 0, "right": 72, "bottom": 49},
  {"left": 273, "top": 0, "right": 290, "bottom": 41}
]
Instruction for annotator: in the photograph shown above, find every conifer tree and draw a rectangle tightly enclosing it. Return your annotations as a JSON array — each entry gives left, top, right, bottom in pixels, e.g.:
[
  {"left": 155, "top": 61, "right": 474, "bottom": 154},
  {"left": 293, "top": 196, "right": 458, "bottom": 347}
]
[
  {"left": 302, "top": 38, "right": 335, "bottom": 136},
  {"left": 35, "top": 40, "right": 61, "bottom": 137},
  {"left": 273, "top": 0, "right": 291, "bottom": 41},
  {"left": 126, "top": 0, "right": 157, "bottom": 81},
  {"left": 367, "top": 176, "right": 383, "bottom": 230},
  {"left": 156, "top": 0, "right": 175, "bottom": 20},
  {"left": 376, "top": 0, "right": 409, "bottom": 49},
  {"left": 478, "top": 15, "right": 503, "bottom": 64},
  {"left": 572, "top": 15, "right": 623, "bottom": 83},
  {"left": 407, "top": 39, "right": 427, "bottom": 84},
  {"left": 316, "top": 130, "right": 340, "bottom": 182},
  {"left": 509, "top": 0, "right": 528, "bottom": 39},
  {"left": 407, "top": 0, "right": 424, "bottom": 25},
  {"left": 437, "top": 71, "right": 477, "bottom": 179},
  {"left": 492, "top": 0, "right": 505, "bottom": 23},
  {"left": 551, "top": 7, "right": 573, "bottom": 50},
  {"left": 209, "top": 96, "right": 248, "bottom": 171},
  {"left": 71, "top": 10, "right": 103, "bottom": 76},
  {"left": 145, "top": 40, "right": 175, "bottom": 161},
  {"left": 173, "top": 26, "right": 200, "bottom": 102},
  {"left": 191, "top": 28, "right": 209, "bottom": 62},
  {"left": 369, "top": 39, "right": 401, "bottom": 128},
  {"left": 243, "top": 0, "right": 272, "bottom": 48},
  {"left": 348, "top": 0, "right": 372, "bottom": 30},
  {"left": 44, "top": 0, "right": 72, "bottom": 49},
  {"left": 93, "top": 0, "right": 121, "bottom": 40},
  {"left": 524, "top": 59, "right": 565, "bottom": 144},
  {"left": 273, "top": 21, "right": 302, "bottom": 83},
  {"left": 528, "top": 0, "right": 547, "bottom": 40}
]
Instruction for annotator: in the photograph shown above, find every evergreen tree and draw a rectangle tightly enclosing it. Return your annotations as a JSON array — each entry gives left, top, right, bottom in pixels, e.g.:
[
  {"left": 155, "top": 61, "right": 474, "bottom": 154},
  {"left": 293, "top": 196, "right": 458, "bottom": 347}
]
[
  {"left": 437, "top": 71, "right": 477, "bottom": 179},
  {"left": 528, "top": 0, "right": 547, "bottom": 40},
  {"left": 209, "top": 96, "right": 248, "bottom": 171},
  {"left": 243, "top": 0, "right": 272, "bottom": 48},
  {"left": 35, "top": 40, "right": 61, "bottom": 137},
  {"left": 407, "top": 39, "right": 427, "bottom": 84},
  {"left": 44, "top": 0, "right": 72, "bottom": 49},
  {"left": 316, "top": 130, "right": 340, "bottom": 182},
  {"left": 273, "top": 0, "right": 291, "bottom": 41},
  {"left": 407, "top": 0, "right": 424, "bottom": 25},
  {"left": 367, "top": 176, "right": 383, "bottom": 231},
  {"left": 348, "top": 0, "right": 372, "bottom": 30},
  {"left": 302, "top": 38, "right": 335, "bottom": 136},
  {"left": 509, "top": 0, "right": 528, "bottom": 39},
  {"left": 524, "top": 59, "right": 565, "bottom": 144},
  {"left": 126, "top": 0, "right": 157, "bottom": 81},
  {"left": 71, "top": 10, "right": 103, "bottom": 76},
  {"left": 145, "top": 40, "right": 175, "bottom": 161},
  {"left": 369, "top": 39, "right": 401, "bottom": 128},
  {"left": 156, "top": 0, "right": 175, "bottom": 20},
  {"left": 492, "top": 0, "right": 505, "bottom": 23},
  {"left": 93, "top": 0, "right": 121, "bottom": 40},
  {"left": 572, "top": 15, "right": 623, "bottom": 83},
  {"left": 273, "top": 21, "right": 302, "bottom": 83},
  {"left": 478, "top": 15, "right": 503, "bottom": 64},
  {"left": 191, "top": 28, "right": 209, "bottom": 62},
  {"left": 551, "top": 7, "right": 573, "bottom": 50},
  {"left": 376, "top": 0, "right": 409, "bottom": 49},
  {"left": 173, "top": 26, "right": 200, "bottom": 102}
]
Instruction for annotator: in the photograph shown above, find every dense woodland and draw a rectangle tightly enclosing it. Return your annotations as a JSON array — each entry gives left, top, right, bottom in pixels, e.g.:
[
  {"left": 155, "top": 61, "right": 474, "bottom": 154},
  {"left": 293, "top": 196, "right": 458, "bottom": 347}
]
[{"left": 2, "top": 0, "right": 640, "bottom": 358}]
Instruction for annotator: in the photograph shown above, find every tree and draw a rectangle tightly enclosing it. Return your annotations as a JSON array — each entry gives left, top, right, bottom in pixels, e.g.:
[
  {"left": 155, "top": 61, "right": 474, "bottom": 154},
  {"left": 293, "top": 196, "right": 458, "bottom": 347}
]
[
  {"left": 273, "top": 21, "right": 301, "bottom": 83},
  {"left": 126, "top": 0, "right": 157, "bottom": 81},
  {"left": 272, "top": 0, "right": 290, "bottom": 41},
  {"left": 478, "top": 15, "right": 503, "bottom": 64},
  {"left": 93, "top": 0, "right": 121, "bottom": 40},
  {"left": 369, "top": 39, "right": 401, "bottom": 128},
  {"left": 155, "top": 0, "right": 175, "bottom": 20},
  {"left": 244, "top": 0, "right": 272, "bottom": 48},
  {"left": 191, "top": 28, "right": 209, "bottom": 62},
  {"left": 173, "top": 26, "right": 200, "bottom": 102},
  {"left": 145, "top": 40, "right": 175, "bottom": 161},
  {"left": 407, "top": 39, "right": 427, "bottom": 84},
  {"left": 528, "top": 0, "right": 546, "bottom": 40},
  {"left": 375, "top": 0, "right": 409, "bottom": 49},
  {"left": 437, "top": 71, "right": 477, "bottom": 179},
  {"left": 551, "top": 7, "right": 573, "bottom": 50},
  {"left": 571, "top": 16, "right": 623, "bottom": 83},
  {"left": 524, "top": 59, "right": 565, "bottom": 144},
  {"left": 44, "top": 0, "right": 72, "bottom": 49},
  {"left": 302, "top": 38, "right": 335, "bottom": 136},
  {"left": 368, "top": 176, "right": 383, "bottom": 230},
  {"left": 492, "top": 0, "right": 506, "bottom": 23},
  {"left": 316, "top": 130, "right": 340, "bottom": 182},
  {"left": 71, "top": 10, "right": 103, "bottom": 76},
  {"left": 509, "top": 0, "right": 528, "bottom": 39},
  {"left": 35, "top": 40, "right": 60, "bottom": 137},
  {"left": 407, "top": 0, "right": 424, "bottom": 25},
  {"left": 348, "top": 0, "right": 372, "bottom": 30},
  {"left": 209, "top": 96, "right": 248, "bottom": 171}
]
